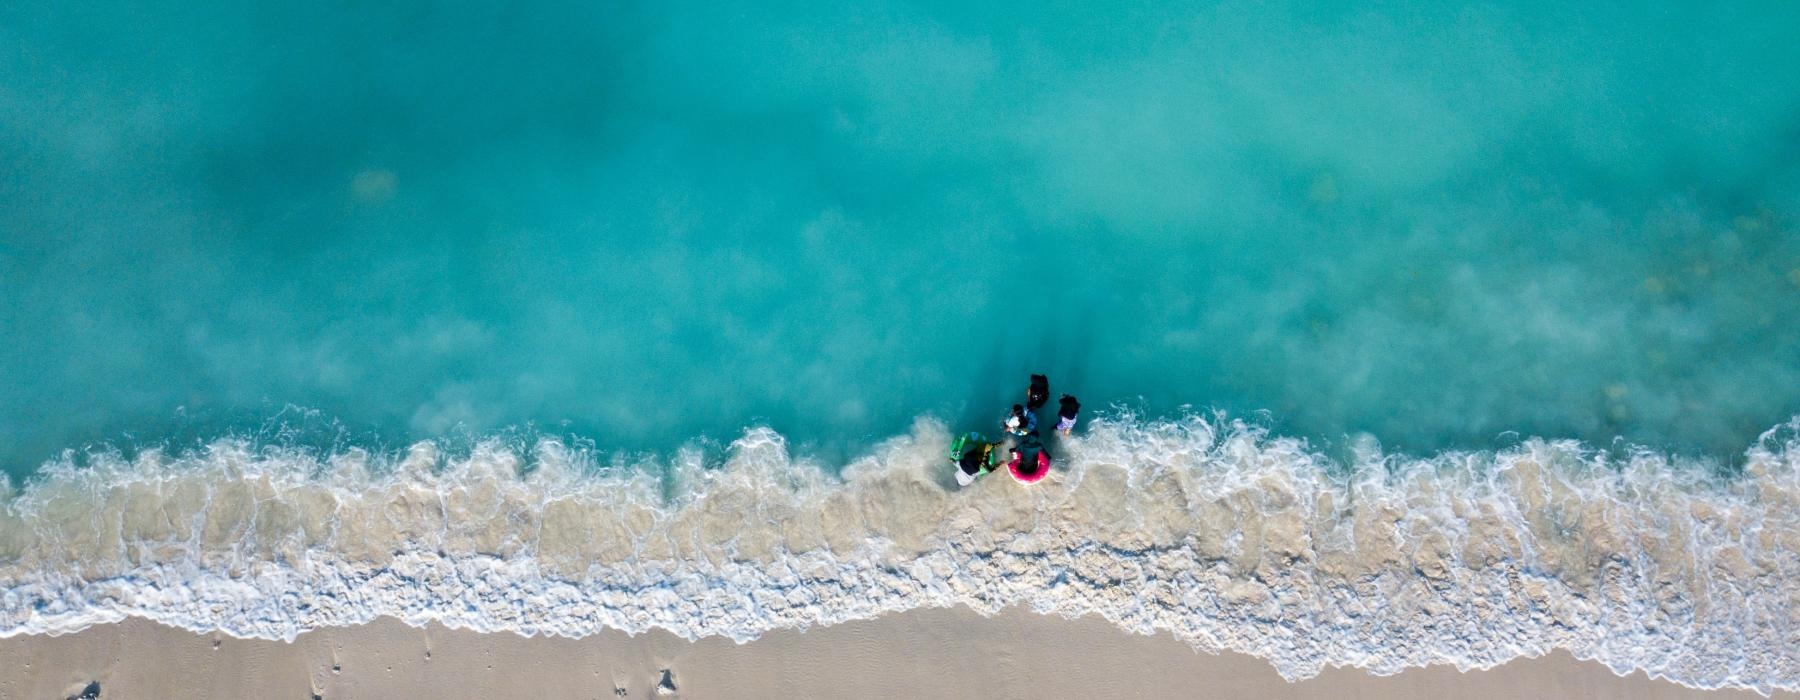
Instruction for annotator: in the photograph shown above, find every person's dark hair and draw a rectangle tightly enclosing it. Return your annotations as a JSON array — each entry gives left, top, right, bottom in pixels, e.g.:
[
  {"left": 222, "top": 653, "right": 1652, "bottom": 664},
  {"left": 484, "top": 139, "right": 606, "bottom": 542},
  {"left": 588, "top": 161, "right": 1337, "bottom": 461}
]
[
  {"left": 1028, "top": 375, "right": 1049, "bottom": 409},
  {"left": 1058, "top": 394, "right": 1080, "bottom": 418},
  {"left": 960, "top": 449, "right": 984, "bottom": 475},
  {"left": 1015, "top": 448, "right": 1042, "bottom": 475}
]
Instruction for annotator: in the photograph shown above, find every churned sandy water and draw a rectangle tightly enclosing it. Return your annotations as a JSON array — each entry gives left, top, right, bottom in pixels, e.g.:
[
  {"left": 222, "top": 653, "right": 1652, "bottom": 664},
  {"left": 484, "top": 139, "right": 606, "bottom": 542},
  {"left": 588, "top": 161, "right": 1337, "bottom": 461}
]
[{"left": 5, "top": 416, "right": 1799, "bottom": 694}]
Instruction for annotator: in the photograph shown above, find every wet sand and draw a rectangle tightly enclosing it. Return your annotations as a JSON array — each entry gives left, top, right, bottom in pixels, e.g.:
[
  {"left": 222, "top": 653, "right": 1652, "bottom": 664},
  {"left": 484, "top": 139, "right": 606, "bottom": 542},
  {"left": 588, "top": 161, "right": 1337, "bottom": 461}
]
[{"left": 1, "top": 606, "right": 1788, "bottom": 699}]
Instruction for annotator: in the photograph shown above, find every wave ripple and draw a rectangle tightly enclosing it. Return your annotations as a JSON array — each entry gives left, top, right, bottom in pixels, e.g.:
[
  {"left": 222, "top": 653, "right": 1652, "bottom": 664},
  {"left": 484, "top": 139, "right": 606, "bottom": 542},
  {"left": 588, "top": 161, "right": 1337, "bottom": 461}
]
[{"left": 2, "top": 416, "right": 1798, "bottom": 695}]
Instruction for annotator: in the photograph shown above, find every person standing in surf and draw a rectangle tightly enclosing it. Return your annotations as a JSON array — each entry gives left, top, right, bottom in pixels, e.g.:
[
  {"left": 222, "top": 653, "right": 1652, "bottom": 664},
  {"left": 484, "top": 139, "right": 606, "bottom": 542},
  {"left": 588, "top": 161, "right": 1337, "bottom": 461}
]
[
  {"left": 1056, "top": 394, "right": 1080, "bottom": 436},
  {"left": 1009, "top": 431, "right": 1051, "bottom": 483},
  {"left": 1006, "top": 373, "right": 1048, "bottom": 438}
]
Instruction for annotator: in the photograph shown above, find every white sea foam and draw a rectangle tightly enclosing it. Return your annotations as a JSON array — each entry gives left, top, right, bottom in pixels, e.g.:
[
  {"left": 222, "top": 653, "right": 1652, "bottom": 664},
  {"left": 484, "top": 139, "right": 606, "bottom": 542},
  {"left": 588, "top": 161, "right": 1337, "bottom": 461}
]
[{"left": 2, "top": 415, "right": 1798, "bottom": 695}]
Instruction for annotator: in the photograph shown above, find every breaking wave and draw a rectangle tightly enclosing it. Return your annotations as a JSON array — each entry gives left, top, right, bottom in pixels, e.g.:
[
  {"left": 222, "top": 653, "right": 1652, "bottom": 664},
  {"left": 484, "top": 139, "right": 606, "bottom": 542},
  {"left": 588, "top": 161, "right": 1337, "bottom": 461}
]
[{"left": 3, "top": 414, "right": 1799, "bottom": 695}]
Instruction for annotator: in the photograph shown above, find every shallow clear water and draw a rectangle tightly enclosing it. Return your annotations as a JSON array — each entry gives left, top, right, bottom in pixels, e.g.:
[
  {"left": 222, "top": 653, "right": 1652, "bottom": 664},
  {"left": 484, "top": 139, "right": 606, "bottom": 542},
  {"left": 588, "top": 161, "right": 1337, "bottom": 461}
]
[
  {"left": 6, "top": 2, "right": 1800, "bottom": 693},
  {"left": 6, "top": 2, "right": 1799, "bottom": 474}
]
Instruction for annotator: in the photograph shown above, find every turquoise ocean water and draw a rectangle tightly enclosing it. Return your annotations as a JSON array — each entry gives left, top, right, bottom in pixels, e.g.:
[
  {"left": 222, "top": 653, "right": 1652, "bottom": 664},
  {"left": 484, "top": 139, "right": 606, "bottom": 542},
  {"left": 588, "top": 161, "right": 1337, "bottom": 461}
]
[
  {"left": 6, "top": 2, "right": 1799, "bottom": 471},
  {"left": 5, "top": 1, "right": 1800, "bottom": 692}
]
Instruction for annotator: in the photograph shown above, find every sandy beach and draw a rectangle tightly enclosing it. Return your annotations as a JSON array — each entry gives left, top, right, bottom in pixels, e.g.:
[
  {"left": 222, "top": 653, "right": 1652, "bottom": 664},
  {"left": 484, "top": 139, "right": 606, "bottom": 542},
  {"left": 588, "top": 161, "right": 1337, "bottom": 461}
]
[{"left": 2, "top": 606, "right": 1787, "bottom": 700}]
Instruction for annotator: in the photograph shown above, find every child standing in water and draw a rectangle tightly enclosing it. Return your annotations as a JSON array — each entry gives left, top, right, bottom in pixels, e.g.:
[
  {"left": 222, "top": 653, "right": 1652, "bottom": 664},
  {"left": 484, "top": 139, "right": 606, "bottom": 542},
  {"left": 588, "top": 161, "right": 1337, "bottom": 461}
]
[
  {"left": 1003, "top": 403, "right": 1036, "bottom": 436},
  {"left": 1056, "top": 394, "right": 1080, "bottom": 436}
]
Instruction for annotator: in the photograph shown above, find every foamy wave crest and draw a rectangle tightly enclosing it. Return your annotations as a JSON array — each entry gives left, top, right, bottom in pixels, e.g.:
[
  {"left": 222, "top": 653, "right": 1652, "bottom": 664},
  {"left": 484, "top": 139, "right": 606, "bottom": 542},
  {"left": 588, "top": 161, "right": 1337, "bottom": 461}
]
[{"left": 3, "top": 416, "right": 1799, "bottom": 694}]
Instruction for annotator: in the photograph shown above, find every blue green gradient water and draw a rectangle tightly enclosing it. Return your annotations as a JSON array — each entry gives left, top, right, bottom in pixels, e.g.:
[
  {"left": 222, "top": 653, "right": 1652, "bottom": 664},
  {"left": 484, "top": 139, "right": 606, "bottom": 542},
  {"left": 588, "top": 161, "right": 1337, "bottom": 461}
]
[{"left": 5, "top": 2, "right": 1800, "bottom": 474}]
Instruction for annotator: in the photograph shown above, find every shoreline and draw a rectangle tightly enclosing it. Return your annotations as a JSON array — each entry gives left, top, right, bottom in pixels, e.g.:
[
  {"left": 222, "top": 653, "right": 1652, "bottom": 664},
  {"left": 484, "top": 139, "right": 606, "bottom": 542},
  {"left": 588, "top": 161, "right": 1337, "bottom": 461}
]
[
  {"left": 1, "top": 607, "right": 1788, "bottom": 699},
  {"left": 2, "top": 419, "right": 1797, "bottom": 694}
]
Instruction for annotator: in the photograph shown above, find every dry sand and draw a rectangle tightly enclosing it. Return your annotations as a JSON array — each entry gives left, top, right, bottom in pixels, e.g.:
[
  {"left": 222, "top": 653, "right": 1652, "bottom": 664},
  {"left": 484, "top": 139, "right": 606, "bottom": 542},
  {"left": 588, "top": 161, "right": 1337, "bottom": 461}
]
[{"left": 1, "top": 607, "right": 1788, "bottom": 699}]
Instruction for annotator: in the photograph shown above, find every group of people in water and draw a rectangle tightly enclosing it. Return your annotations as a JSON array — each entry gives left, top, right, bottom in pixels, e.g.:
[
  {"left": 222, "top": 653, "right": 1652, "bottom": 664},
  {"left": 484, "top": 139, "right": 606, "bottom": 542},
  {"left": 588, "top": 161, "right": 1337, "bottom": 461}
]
[{"left": 952, "top": 374, "right": 1080, "bottom": 486}]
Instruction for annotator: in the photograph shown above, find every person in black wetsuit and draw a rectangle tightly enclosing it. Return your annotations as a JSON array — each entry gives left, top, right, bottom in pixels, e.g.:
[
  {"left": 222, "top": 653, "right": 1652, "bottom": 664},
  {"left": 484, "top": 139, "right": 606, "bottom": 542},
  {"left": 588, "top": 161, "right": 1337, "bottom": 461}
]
[
  {"left": 959, "top": 441, "right": 993, "bottom": 476},
  {"left": 1009, "top": 430, "right": 1052, "bottom": 482},
  {"left": 952, "top": 432, "right": 1003, "bottom": 486},
  {"left": 1027, "top": 374, "right": 1049, "bottom": 412}
]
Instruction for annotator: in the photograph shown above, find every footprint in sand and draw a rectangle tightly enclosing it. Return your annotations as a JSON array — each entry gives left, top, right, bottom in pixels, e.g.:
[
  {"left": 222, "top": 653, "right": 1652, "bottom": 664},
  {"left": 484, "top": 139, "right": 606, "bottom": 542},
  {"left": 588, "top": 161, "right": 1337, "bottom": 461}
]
[{"left": 655, "top": 669, "right": 677, "bottom": 696}]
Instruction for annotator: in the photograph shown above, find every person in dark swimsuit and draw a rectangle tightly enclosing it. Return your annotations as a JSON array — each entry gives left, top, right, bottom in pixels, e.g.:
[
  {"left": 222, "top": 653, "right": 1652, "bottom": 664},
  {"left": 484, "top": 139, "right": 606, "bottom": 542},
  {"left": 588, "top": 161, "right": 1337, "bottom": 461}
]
[{"left": 1027, "top": 374, "right": 1049, "bottom": 412}]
